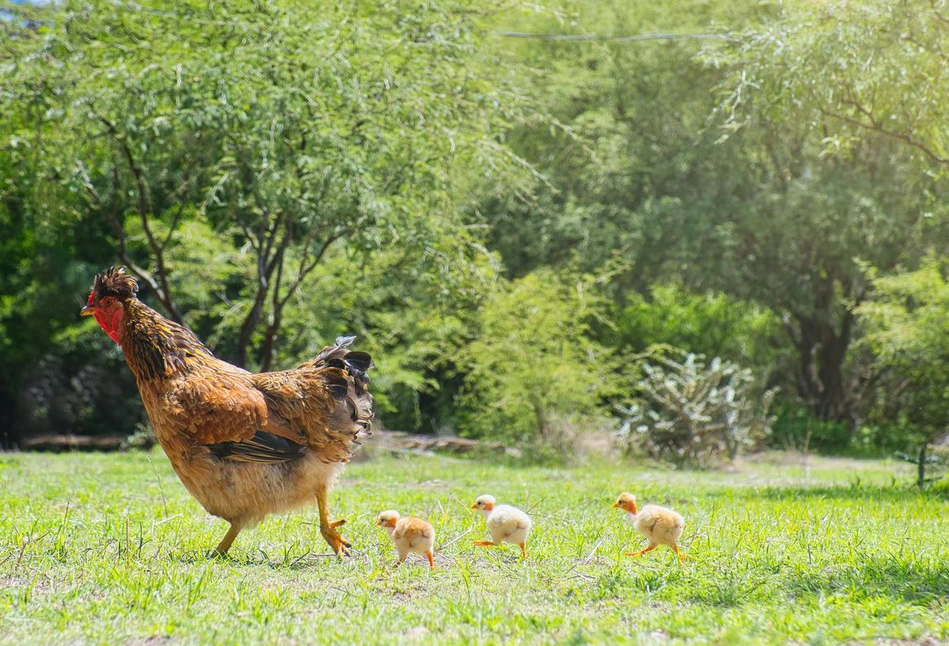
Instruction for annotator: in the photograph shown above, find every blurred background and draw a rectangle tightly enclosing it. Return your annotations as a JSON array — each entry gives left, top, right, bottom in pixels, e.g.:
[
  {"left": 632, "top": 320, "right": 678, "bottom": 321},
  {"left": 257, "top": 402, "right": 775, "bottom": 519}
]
[{"left": 2, "top": 0, "right": 948, "bottom": 475}]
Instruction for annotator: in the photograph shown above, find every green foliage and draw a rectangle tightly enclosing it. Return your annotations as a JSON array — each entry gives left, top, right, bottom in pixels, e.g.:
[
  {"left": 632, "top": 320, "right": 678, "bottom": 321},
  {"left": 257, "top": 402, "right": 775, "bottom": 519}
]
[
  {"left": 618, "top": 350, "right": 775, "bottom": 466},
  {"left": 858, "top": 257, "right": 949, "bottom": 448},
  {"left": 721, "top": 0, "right": 949, "bottom": 172},
  {"left": 2, "top": 0, "right": 949, "bottom": 458},
  {"left": 0, "top": 0, "right": 535, "bottom": 441},
  {"left": 611, "top": 284, "right": 780, "bottom": 369},
  {"left": 768, "top": 405, "right": 857, "bottom": 454},
  {"left": 459, "top": 270, "right": 617, "bottom": 451}
]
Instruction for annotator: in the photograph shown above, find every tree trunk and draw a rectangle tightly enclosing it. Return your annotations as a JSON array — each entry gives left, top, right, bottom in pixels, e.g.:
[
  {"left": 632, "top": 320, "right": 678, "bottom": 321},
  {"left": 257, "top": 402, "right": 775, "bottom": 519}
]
[{"left": 787, "top": 307, "right": 856, "bottom": 427}]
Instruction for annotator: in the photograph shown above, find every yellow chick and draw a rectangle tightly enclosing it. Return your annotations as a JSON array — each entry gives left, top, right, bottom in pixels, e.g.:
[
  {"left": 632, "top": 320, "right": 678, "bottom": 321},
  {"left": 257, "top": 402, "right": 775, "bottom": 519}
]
[
  {"left": 376, "top": 510, "right": 436, "bottom": 569},
  {"left": 471, "top": 494, "right": 531, "bottom": 559},
  {"left": 613, "top": 492, "right": 687, "bottom": 563}
]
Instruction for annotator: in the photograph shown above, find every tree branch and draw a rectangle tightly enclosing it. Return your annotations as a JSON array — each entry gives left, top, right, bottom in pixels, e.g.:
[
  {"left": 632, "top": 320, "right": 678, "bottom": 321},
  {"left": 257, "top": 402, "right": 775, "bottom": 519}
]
[
  {"left": 95, "top": 112, "right": 183, "bottom": 322},
  {"left": 819, "top": 107, "right": 949, "bottom": 167}
]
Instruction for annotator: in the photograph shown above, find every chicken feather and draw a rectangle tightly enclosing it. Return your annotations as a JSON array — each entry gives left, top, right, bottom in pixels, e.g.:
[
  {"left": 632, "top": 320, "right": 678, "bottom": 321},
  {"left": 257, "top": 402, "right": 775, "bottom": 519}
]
[{"left": 82, "top": 267, "right": 373, "bottom": 556}]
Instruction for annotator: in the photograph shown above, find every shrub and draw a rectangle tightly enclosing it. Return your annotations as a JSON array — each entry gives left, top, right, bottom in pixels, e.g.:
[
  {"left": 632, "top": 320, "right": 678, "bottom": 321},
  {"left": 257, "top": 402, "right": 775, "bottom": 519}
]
[
  {"left": 459, "top": 270, "right": 618, "bottom": 455},
  {"left": 618, "top": 350, "right": 775, "bottom": 466}
]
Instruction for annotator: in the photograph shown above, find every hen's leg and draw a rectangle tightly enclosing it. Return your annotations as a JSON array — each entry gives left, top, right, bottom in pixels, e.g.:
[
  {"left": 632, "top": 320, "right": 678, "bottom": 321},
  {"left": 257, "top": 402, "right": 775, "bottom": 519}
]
[
  {"left": 626, "top": 543, "right": 657, "bottom": 557},
  {"left": 214, "top": 522, "right": 241, "bottom": 556},
  {"left": 316, "top": 483, "right": 351, "bottom": 556}
]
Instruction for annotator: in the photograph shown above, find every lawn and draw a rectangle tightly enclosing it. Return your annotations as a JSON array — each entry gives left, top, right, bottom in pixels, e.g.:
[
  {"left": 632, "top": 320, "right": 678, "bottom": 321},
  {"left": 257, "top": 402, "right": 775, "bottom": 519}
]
[{"left": 1, "top": 450, "right": 948, "bottom": 644}]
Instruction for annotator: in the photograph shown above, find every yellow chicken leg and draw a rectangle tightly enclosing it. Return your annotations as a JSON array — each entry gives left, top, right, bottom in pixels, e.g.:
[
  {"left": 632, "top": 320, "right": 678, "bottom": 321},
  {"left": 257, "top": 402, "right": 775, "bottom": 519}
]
[
  {"left": 672, "top": 543, "right": 690, "bottom": 563},
  {"left": 473, "top": 540, "right": 498, "bottom": 548},
  {"left": 626, "top": 544, "right": 657, "bottom": 557},
  {"left": 519, "top": 542, "right": 527, "bottom": 559},
  {"left": 316, "top": 484, "right": 351, "bottom": 556},
  {"left": 213, "top": 522, "right": 242, "bottom": 556},
  {"left": 426, "top": 551, "right": 435, "bottom": 570}
]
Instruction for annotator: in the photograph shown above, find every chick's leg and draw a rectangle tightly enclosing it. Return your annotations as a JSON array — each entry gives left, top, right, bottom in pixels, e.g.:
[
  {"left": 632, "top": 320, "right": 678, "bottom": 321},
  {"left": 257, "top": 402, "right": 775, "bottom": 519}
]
[
  {"left": 214, "top": 522, "right": 242, "bottom": 556},
  {"left": 519, "top": 542, "right": 527, "bottom": 559},
  {"left": 472, "top": 540, "right": 498, "bottom": 548},
  {"left": 426, "top": 551, "right": 435, "bottom": 570},
  {"left": 672, "top": 543, "right": 689, "bottom": 563},
  {"left": 316, "top": 483, "right": 350, "bottom": 556},
  {"left": 626, "top": 543, "right": 657, "bottom": 557}
]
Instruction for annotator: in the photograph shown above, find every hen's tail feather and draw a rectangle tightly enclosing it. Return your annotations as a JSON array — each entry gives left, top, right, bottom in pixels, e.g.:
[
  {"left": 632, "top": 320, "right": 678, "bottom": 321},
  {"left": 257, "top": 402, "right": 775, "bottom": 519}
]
[{"left": 310, "top": 335, "right": 374, "bottom": 458}]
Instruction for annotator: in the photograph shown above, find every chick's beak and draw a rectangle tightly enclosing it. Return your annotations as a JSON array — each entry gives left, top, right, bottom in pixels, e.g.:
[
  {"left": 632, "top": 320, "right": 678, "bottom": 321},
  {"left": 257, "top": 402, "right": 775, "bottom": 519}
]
[
  {"left": 470, "top": 504, "right": 477, "bottom": 510},
  {"left": 80, "top": 305, "right": 95, "bottom": 317},
  {"left": 612, "top": 502, "right": 621, "bottom": 508}
]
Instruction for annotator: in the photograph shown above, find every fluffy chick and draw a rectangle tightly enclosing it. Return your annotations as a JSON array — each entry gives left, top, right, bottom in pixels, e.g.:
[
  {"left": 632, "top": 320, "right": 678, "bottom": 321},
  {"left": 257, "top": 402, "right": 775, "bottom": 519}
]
[
  {"left": 613, "top": 492, "right": 687, "bottom": 563},
  {"left": 376, "top": 510, "right": 435, "bottom": 569},
  {"left": 471, "top": 494, "right": 531, "bottom": 559}
]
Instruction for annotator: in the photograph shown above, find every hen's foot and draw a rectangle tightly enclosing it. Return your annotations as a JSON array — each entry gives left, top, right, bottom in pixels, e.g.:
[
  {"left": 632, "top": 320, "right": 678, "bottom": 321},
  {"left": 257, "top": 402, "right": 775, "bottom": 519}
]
[{"left": 320, "top": 522, "right": 352, "bottom": 557}]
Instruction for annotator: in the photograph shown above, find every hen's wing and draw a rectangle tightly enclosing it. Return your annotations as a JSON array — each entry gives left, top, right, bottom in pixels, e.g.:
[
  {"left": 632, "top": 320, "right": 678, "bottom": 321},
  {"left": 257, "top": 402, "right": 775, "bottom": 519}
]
[
  {"left": 165, "top": 367, "right": 306, "bottom": 463},
  {"left": 252, "top": 336, "right": 373, "bottom": 464}
]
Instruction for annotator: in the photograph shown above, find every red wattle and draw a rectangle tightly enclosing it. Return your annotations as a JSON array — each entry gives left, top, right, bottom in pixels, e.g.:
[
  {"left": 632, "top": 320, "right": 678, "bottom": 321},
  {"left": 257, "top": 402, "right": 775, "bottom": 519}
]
[{"left": 93, "top": 308, "right": 124, "bottom": 345}]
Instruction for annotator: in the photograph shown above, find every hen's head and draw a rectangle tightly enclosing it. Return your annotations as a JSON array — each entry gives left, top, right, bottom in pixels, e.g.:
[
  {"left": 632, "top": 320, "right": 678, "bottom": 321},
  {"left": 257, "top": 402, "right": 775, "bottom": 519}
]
[{"left": 81, "top": 266, "right": 139, "bottom": 345}]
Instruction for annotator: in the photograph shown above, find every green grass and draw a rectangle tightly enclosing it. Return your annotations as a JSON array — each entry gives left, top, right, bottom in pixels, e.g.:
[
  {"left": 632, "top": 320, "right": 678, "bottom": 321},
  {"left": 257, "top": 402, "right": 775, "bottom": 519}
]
[{"left": 1, "top": 450, "right": 949, "bottom": 644}]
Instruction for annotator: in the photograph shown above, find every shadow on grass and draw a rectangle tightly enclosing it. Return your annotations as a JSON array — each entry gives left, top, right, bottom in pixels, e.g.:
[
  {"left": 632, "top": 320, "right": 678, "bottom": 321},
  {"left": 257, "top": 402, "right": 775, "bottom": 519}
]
[
  {"left": 785, "top": 556, "right": 949, "bottom": 605},
  {"left": 588, "top": 554, "right": 949, "bottom": 609},
  {"left": 750, "top": 483, "right": 949, "bottom": 503},
  {"left": 168, "top": 548, "right": 347, "bottom": 570}
]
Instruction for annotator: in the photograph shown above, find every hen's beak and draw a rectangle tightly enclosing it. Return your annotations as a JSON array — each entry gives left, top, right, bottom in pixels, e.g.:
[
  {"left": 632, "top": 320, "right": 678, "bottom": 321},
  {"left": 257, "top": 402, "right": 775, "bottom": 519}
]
[{"left": 80, "top": 305, "right": 94, "bottom": 317}]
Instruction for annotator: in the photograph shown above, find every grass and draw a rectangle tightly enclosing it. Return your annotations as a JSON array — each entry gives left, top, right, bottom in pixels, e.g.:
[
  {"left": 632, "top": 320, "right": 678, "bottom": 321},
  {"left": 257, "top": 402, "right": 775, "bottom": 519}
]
[{"left": 1, "top": 450, "right": 949, "bottom": 645}]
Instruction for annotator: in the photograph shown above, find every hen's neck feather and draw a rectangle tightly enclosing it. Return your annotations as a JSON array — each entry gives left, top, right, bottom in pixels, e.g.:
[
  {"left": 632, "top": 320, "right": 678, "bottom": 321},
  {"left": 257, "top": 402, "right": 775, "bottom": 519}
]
[{"left": 122, "top": 299, "right": 217, "bottom": 382}]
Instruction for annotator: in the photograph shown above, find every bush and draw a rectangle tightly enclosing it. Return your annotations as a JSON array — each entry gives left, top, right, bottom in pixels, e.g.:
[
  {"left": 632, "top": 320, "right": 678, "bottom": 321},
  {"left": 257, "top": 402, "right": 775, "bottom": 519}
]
[
  {"left": 611, "top": 284, "right": 780, "bottom": 369},
  {"left": 767, "top": 404, "right": 854, "bottom": 454},
  {"left": 459, "top": 270, "right": 618, "bottom": 455},
  {"left": 618, "top": 350, "right": 775, "bottom": 466}
]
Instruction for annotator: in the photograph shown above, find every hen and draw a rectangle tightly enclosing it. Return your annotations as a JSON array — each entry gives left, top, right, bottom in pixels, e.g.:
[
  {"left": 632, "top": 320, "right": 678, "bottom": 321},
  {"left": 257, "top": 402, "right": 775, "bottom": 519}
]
[{"left": 81, "top": 267, "right": 373, "bottom": 556}]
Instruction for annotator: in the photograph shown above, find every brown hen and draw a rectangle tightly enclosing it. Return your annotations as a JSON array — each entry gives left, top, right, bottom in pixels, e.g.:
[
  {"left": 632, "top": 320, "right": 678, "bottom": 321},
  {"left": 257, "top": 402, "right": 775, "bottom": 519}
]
[{"left": 81, "top": 267, "right": 373, "bottom": 556}]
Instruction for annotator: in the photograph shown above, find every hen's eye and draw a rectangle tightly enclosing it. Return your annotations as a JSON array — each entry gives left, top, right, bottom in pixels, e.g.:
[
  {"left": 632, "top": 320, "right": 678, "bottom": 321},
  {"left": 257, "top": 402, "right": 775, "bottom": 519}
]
[{"left": 101, "top": 297, "right": 115, "bottom": 307}]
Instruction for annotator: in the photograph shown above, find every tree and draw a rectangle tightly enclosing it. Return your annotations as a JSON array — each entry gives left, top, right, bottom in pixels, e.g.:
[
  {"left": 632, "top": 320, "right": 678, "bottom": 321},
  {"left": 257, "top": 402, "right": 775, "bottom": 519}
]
[
  {"left": 482, "top": 0, "right": 949, "bottom": 427},
  {"left": 858, "top": 257, "right": 949, "bottom": 486},
  {"left": 2, "top": 0, "right": 533, "bottom": 373},
  {"left": 723, "top": 0, "right": 949, "bottom": 172},
  {"left": 459, "top": 270, "right": 617, "bottom": 451}
]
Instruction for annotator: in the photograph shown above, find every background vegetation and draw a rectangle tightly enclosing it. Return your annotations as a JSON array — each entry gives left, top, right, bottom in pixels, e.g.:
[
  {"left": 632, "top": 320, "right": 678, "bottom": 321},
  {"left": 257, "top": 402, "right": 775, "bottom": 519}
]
[{"left": 3, "top": 0, "right": 949, "bottom": 468}]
